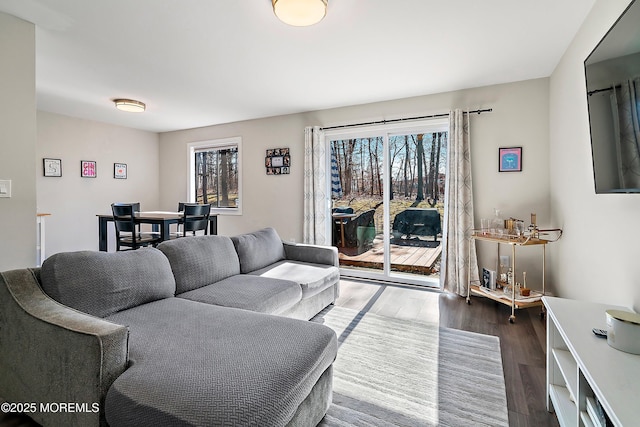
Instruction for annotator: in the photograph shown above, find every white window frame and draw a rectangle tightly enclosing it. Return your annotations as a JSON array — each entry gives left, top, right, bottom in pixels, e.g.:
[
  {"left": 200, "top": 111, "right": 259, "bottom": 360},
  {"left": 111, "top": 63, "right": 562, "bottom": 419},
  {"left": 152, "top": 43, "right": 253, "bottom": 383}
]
[{"left": 187, "top": 136, "right": 242, "bottom": 216}]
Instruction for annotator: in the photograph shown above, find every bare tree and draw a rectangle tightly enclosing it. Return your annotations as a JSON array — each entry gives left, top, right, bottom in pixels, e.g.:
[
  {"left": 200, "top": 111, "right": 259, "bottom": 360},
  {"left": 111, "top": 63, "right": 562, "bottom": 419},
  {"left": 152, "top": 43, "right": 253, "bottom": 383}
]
[
  {"left": 415, "top": 133, "right": 425, "bottom": 202},
  {"left": 344, "top": 139, "right": 355, "bottom": 196},
  {"left": 429, "top": 132, "right": 443, "bottom": 207},
  {"left": 220, "top": 150, "right": 229, "bottom": 206},
  {"left": 358, "top": 142, "right": 365, "bottom": 193},
  {"left": 389, "top": 137, "right": 402, "bottom": 201},
  {"left": 427, "top": 133, "right": 437, "bottom": 203},
  {"left": 373, "top": 138, "right": 382, "bottom": 196},
  {"left": 403, "top": 135, "right": 410, "bottom": 197},
  {"left": 199, "top": 152, "right": 208, "bottom": 203}
]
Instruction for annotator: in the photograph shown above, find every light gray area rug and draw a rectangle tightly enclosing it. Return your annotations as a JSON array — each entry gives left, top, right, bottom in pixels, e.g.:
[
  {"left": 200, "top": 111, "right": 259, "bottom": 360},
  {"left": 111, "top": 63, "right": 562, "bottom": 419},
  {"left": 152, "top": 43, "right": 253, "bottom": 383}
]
[{"left": 312, "top": 306, "right": 509, "bottom": 427}]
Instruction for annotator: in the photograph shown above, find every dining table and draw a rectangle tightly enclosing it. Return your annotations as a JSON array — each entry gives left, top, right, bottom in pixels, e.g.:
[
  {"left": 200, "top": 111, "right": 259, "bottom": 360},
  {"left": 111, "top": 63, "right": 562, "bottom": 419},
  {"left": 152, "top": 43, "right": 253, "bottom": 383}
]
[{"left": 97, "top": 211, "right": 218, "bottom": 251}]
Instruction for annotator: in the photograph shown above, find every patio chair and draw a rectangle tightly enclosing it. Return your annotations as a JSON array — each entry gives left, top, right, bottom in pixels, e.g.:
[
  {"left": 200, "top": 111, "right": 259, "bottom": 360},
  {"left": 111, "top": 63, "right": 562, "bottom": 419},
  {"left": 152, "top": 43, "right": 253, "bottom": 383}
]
[
  {"left": 331, "top": 206, "right": 354, "bottom": 246},
  {"left": 342, "top": 209, "right": 376, "bottom": 254}
]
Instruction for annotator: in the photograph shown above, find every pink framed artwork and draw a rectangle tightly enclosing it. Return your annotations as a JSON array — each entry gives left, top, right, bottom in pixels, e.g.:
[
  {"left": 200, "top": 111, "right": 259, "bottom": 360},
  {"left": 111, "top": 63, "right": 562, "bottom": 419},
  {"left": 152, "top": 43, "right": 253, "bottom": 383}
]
[
  {"left": 81, "top": 160, "right": 97, "bottom": 178},
  {"left": 498, "top": 147, "right": 522, "bottom": 172}
]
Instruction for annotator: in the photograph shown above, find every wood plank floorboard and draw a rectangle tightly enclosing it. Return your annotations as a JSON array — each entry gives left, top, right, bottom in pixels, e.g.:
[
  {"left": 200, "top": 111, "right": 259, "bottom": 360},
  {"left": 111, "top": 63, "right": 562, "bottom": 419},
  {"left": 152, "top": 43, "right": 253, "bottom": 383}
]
[{"left": 0, "top": 278, "right": 559, "bottom": 427}]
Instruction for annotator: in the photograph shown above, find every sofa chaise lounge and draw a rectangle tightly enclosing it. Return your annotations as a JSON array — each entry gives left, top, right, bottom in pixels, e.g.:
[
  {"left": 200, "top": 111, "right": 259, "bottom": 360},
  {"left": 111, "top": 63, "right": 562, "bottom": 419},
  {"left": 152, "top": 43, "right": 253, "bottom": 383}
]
[{"left": 0, "top": 227, "right": 340, "bottom": 426}]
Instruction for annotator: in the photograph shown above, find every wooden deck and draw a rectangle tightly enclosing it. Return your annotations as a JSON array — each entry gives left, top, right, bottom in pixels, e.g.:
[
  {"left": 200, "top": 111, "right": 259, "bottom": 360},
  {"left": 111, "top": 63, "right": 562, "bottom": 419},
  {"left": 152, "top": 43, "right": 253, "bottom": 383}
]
[{"left": 338, "top": 238, "right": 442, "bottom": 274}]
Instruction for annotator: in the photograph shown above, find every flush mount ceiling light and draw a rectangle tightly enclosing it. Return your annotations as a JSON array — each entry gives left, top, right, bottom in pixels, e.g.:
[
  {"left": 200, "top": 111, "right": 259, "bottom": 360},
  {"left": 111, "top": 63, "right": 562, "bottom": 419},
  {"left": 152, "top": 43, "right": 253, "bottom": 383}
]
[
  {"left": 114, "top": 99, "right": 146, "bottom": 113},
  {"left": 272, "top": 0, "right": 327, "bottom": 27}
]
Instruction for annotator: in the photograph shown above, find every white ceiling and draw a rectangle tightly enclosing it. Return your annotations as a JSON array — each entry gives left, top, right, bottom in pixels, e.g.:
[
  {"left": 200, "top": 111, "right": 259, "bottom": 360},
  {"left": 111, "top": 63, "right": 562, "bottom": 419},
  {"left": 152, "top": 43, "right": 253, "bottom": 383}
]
[{"left": 0, "top": 0, "right": 596, "bottom": 133}]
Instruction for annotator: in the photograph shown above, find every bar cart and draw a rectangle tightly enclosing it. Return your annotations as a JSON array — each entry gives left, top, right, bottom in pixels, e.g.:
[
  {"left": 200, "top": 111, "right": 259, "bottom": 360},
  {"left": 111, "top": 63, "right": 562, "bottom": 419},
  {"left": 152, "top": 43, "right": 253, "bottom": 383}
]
[{"left": 466, "top": 228, "right": 562, "bottom": 323}]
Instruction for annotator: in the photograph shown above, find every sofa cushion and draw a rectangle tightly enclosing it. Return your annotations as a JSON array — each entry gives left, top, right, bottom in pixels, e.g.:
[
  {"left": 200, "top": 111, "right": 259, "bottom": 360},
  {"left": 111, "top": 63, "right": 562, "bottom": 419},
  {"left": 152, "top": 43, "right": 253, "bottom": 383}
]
[
  {"left": 157, "top": 235, "right": 240, "bottom": 293},
  {"left": 104, "top": 298, "right": 337, "bottom": 427},
  {"left": 177, "top": 275, "right": 302, "bottom": 314},
  {"left": 40, "top": 248, "right": 175, "bottom": 318},
  {"left": 250, "top": 260, "right": 340, "bottom": 299},
  {"left": 231, "top": 227, "right": 286, "bottom": 274}
]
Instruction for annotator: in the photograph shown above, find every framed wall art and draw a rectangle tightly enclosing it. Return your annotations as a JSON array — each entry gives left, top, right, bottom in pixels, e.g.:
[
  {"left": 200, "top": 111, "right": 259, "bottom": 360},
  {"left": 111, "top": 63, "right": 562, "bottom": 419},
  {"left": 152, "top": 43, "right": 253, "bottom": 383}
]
[
  {"left": 265, "top": 147, "right": 290, "bottom": 175},
  {"left": 498, "top": 147, "right": 522, "bottom": 172},
  {"left": 81, "top": 160, "right": 97, "bottom": 178},
  {"left": 114, "top": 163, "right": 127, "bottom": 179},
  {"left": 43, "top": 158, "right": 62, "bottom": 177}
]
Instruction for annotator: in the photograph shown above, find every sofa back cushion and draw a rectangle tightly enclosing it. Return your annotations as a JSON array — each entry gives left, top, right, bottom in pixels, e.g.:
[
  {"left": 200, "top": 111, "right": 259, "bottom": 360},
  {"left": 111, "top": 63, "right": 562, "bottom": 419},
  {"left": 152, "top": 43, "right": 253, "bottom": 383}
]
[
  {"left": 231, "top": 227, "right": 285, "bottom": 274},
  {"left": 40, "top": 248, "right": 176, "bottom": 318},
  {"left": 157, "top": 235, "right": 241, "bottom": 294}
]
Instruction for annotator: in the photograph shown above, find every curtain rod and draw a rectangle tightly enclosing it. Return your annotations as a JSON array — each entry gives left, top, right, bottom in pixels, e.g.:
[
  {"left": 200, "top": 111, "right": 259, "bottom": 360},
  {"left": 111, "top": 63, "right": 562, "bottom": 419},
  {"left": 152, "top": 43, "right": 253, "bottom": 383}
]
[
  {"left": 588, "top": 76, "right": 639, "bottom": 96},
  {"left": 320, "top": 108, "right": 492, "bottom": 131},
  {"left": 587, "top": 85, "right": 620, "bottom": 96}
]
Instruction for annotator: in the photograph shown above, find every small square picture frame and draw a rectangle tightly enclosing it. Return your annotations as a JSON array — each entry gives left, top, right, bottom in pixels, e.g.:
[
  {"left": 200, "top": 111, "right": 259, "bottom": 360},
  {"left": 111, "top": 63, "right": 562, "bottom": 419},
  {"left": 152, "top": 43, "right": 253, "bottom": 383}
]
[
  {"left": 498, "top": 147, "right": 522, "bottom": 172},
  {"left": 81, "top": 160, "right": 97, "bottom": 178},
  {"left": 114, "top": 163, "right": 127, "bottom": 179},
  {"left": 43, "top": 158, "right": 62, "bottom": 177}
]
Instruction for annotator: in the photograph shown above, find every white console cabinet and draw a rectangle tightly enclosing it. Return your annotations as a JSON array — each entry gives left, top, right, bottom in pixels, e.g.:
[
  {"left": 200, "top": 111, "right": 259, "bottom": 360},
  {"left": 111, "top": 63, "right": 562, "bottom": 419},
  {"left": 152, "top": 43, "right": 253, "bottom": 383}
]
[{"left": 543, "top": 296, "right": 640, "bottom": 426}]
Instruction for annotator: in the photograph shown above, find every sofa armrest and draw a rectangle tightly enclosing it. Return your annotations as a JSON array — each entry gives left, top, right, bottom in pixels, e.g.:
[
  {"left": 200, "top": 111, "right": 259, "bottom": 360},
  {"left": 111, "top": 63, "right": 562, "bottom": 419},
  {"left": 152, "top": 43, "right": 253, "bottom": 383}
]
[
  {"left": 283, "top": 242, "right": 339, "bottom": 267},
  {"left": 0, "top": 268, "right": 129, "bottom": 427}
]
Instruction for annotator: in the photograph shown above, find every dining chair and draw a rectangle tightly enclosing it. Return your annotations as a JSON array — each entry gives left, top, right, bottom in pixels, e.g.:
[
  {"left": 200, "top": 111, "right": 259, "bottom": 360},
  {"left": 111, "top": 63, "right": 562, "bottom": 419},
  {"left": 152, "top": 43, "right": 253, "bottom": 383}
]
[
  {"left": 112, "top": 202, "right": 150, "bottom": 234},
  {"left": 173, "top": 203, "right": 211, "bottom": 237},
  {"left": 111, "top": 203, "right": 162, "bottom": 250},
  {"left": 116, "top": 201, "right": 163, "bottom": 236},
  {"left": 173, "top": 202, "right": 187, "bottom": 235}
]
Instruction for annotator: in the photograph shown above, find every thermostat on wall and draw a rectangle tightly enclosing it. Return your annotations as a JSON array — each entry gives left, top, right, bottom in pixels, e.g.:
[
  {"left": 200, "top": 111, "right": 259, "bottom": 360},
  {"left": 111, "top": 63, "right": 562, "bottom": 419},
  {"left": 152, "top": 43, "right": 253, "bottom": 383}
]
[{"left": 0, "top": 180, "right": 11, "bottom": 198}]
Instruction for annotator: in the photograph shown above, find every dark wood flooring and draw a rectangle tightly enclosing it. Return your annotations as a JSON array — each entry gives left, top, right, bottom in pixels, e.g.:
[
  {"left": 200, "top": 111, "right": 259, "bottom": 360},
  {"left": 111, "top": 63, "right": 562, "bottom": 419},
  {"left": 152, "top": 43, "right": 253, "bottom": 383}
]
[{"left": 1, "top": 278, "right": 559, "bottom": 427}]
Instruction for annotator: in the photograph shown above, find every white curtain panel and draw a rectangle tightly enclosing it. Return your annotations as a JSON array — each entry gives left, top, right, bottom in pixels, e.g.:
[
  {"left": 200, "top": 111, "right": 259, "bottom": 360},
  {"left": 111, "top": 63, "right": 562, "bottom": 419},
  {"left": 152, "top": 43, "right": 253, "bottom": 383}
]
[
  {"left": 611, "top": 77, "right": 640, "bottom": 188},
  {"left": 303, "top": 126, "right": 330, "bottom": 245},
  {"left": 442, "top": 109, "right": 479, "bottom": 295}
]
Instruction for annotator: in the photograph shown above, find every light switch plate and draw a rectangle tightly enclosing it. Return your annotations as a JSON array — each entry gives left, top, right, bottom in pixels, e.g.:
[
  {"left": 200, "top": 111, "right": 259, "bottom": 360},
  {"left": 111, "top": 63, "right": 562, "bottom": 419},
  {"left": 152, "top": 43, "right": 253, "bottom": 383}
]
[{"left": 0, "top": 180, "right": 11, "bottom": 198}]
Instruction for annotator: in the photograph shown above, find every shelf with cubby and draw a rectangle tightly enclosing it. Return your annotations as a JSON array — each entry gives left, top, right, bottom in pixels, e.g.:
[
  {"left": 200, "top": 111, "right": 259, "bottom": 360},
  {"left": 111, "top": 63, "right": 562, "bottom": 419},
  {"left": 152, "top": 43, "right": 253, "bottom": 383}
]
[{"left": 544, "top": 296, "right": 640, "bottom": 427}]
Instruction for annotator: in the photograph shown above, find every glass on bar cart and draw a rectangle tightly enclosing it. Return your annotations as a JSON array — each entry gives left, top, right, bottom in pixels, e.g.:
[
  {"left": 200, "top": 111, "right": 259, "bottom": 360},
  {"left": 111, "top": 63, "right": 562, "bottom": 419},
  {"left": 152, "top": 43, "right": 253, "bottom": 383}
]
[
  {"left": 491, "top": 209, "right": 504, "bottom": 235},
  {"left": 481, "top": 218, "right": 490, "bottom": 235}
]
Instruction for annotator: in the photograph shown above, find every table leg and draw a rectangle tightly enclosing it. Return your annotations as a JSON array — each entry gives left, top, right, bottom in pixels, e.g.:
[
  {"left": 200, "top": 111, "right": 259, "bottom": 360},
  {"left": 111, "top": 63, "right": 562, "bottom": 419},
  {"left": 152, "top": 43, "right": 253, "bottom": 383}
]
[
  {"left": 209, "top": 216, "right": 217, "bottom": 235},
  {"left": 99, "top": 217, "right": 109, "bottom": 252},
  {"left": 37, "top": 215, "right": 46, "bottom": 266},
  {"left": 510, "top": 245, "right": 516, "bottom": 323},
  {"left": 160, "top": 221, "right": 170, "bottom": 242}
]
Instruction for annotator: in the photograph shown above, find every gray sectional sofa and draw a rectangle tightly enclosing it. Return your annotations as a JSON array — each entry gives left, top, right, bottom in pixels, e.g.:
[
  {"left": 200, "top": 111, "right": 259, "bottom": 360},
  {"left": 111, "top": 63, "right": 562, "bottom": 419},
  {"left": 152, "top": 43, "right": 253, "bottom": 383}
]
[{"left": 0, "top": 227, "right": 340, "bottom": 427}]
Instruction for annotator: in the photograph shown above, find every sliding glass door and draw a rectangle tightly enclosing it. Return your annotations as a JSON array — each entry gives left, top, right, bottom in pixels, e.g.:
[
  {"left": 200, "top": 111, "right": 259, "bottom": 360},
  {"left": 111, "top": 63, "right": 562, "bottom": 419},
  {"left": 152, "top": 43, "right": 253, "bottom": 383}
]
[{"left": 325, "top": 119, "right": 449, "bottom": 287}]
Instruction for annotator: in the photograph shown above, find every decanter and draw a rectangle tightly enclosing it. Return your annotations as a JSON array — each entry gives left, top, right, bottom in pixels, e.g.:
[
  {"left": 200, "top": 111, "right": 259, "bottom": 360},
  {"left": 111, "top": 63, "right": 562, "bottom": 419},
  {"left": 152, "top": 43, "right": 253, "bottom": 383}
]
[{"left": 491, "top": 208, "right": 504, "bottom": 235}]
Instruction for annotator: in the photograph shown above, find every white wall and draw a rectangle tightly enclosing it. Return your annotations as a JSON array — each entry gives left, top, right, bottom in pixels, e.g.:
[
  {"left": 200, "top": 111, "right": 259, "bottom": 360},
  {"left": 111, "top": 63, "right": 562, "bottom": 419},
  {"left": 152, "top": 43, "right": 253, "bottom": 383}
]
[
  {"left": 160, "top": 78, "right": 551, "bottom": 287},
  {"left": 36, "top": 111, "right": 160, "bottom": 255},
  {"left": 549, "top": 0, "right": 640, "bottom": 310},
  {"left": 0, "top": 13, "right": 37, "bottom": 270}
]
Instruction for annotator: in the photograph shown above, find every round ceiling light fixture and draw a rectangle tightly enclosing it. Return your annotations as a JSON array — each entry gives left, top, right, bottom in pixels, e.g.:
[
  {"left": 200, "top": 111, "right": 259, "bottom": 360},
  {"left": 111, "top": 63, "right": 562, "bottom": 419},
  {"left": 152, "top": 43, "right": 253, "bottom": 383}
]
[
  {"left": 272, "top": 0, "right": 327, "bottom": 27},
  {"left": 114, "top": 99, "right": 146, "bottom": 113}
]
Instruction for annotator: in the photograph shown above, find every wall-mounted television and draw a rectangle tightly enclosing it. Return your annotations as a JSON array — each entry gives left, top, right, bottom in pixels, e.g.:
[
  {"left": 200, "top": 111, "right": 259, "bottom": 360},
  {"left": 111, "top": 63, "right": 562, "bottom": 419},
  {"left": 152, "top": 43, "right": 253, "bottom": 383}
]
[{"left": 584, "top": 0, "right": 640, "bottom": 193}]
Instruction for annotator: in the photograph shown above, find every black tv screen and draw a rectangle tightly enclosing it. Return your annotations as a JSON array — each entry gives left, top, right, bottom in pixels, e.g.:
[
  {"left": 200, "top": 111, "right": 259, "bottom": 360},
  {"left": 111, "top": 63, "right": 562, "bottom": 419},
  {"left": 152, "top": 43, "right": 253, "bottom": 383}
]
[{"left": 584, "top": 0, "right": 640, "bottom": 193}]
